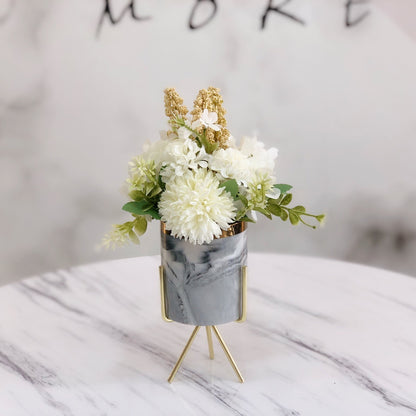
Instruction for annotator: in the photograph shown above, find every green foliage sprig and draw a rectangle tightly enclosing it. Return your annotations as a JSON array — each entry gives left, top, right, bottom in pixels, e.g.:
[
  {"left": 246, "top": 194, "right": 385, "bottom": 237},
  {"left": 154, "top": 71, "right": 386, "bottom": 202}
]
[{"left": 221, "top": 181, "right": 325, "bottom": 229}]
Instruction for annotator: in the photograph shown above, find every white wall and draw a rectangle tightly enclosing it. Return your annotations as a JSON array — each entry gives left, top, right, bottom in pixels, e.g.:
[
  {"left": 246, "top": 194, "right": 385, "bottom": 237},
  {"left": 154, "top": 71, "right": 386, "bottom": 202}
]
[{"left": 1, "top": 0, "right": 416, "bottom": 284}]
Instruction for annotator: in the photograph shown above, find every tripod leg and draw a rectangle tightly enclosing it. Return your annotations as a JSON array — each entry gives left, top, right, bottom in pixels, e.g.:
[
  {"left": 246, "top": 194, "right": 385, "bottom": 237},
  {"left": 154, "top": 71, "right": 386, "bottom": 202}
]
[
  {"left": 168, "top": 326, "right": 200, "bottom": 383},
  {"left": 206, "top": 326, "right": 215, "bottom": 359},
  {"left": 212, "top": 325, "right": 244, "bottom": 383}
]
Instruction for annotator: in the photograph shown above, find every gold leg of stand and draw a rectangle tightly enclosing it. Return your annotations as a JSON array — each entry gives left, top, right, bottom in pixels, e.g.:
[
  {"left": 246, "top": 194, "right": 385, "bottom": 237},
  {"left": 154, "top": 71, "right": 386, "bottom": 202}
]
[
  {"left": 236, "top": 265, "right": 247, "bottom": 323},
  {"left": 206, "top": 326, "right": 214, "bottom": 359},
  {"left": 167, "top": 325, "right": 244, "bottom": 383},
  {"left": 161, "top": 265, "right": 245, "bottom": 383},
  {"left": 159, "top": 266, "right": 172, "bottom": 323},
  {"left": 212, "top": 325, "right": 244, "bottom": 383},
  {"left": 168, "top": 326, "right": 200, "bottom": 383}
]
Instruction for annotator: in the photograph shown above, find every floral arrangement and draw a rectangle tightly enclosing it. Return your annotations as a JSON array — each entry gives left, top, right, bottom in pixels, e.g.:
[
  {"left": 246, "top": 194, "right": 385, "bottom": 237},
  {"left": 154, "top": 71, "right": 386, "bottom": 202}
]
[{"left": 103, "top": 87, "right": 325, "bottom": 247}]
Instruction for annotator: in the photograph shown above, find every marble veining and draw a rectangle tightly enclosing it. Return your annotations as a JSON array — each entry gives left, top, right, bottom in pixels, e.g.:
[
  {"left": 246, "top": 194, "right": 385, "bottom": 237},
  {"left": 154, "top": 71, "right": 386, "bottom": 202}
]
[
  {"left": 161, "top": 230, "right": 247, "bottom": 325},
  {"left": 0, "top": 254, "right": 416, "bottom": 415}
]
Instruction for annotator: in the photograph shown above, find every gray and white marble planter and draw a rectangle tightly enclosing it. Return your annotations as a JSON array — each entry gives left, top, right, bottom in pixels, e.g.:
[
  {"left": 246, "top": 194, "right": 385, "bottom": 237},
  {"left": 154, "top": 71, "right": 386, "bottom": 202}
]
[{"left": 160, "top": 223, "right": 247, "bottom": 326}]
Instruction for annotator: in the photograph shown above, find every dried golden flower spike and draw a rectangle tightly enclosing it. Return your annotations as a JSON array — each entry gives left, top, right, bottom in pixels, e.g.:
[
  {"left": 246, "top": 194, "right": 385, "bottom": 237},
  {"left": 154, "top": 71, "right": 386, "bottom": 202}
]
[
  {"left": 191, "top": 87, "right": 230, "bottom": 149},
  {"left": 191, "top": 88, "right": 209, "bottom": 123},
  {"left": 164, "top": 88, "right": 188, "bottom": 120},
  {"left": 207, "top": 86, "right": 230, "bottom": 148},
  {"left": 206, "top": 87, "right": 226, "bottom": 128}
]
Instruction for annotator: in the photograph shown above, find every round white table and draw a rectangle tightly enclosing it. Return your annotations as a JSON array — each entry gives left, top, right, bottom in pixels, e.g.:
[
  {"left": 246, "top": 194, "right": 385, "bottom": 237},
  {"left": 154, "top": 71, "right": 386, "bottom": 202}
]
[{"left": 1, "top": 254, "right": 415, "bottom": 415}]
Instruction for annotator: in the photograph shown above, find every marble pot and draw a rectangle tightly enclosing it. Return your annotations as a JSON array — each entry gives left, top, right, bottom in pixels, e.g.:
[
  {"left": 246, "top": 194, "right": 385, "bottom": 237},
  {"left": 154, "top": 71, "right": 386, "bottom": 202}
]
[{"left": 160, "top": 222, "right": 247, "bottom": 326}]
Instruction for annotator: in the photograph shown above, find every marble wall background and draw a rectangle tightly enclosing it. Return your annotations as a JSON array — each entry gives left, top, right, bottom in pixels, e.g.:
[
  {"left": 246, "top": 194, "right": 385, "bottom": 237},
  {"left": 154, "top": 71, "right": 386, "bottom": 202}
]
[{"left": 1, "top": 0, "right": 416, "bottom": 285}]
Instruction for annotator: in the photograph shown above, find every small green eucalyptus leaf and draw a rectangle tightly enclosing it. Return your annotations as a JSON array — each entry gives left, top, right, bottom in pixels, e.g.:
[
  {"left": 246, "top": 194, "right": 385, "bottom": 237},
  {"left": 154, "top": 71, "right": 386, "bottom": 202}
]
[
  {"left": 239, "top": 215, "right": 256, "bottom": 223},
  {"left": 221, "top": 179, "right": 239, "bottom": 199},
  {"left": 149, "top": 185, "right": 162, "bottom": 198},
  {"left": 281, "top": 193, "right": 293, "bottom": 206},
  {"left": 122, "top": 200, "right": 152, "bottom": 215},
  {"left": 316, "top": 214, "right": 326, "bottom": 224},
  {"left": 146, "top": 209, "right": 161, "bottom": 220},
  {"left": 128, "top": 230, "right": 139, "bottom": 244},
  {"left": 134, "top": 216, "right": 147, "bottom": 236},
  {"left": 267, "top": 204, "right": 282, "bottom": 217},
  {"left": 280, "top": 209, "right": 288, "bottom": 221},
  {"left": 289, "top": 212, "right": 300, "bottom": 225},
  {"left": 239, "top": 194, "right": 248, "bottom": 206},
  {"left": 292, "top": 205, "right": 306, "bottom": 213},
  {"left": 267, "top": 197, "right": 279, "bottom": 206},
  {"left": 254, "top": 207, "right": 272, "bottom": 220},
  {"left": 129, "top": 190, "right": 146, "bottom": 201},
  {"left": 158, "top": 174, "right": 166, "bottom": 190},
  {"left": 273, "top": 184, "right": 293, "bottom": 194}
]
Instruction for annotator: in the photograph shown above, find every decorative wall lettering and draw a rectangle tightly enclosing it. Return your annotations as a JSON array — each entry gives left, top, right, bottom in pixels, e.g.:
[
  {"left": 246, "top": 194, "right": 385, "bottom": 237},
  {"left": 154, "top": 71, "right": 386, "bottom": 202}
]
[
  {"left": 345, "top": 0, "right": 370, "bottom": 27},
  {"left": 261, "top": 0, "right": 305, "bottom": 30},
  {"left": 189, "top": 0, "right": 218, "bottom": 30},
  {"left": 96, "top": 0, "right": 371, "bottom": 36},
  {"left": 96, "top": 0, "right": 151, "bottom": 37}
]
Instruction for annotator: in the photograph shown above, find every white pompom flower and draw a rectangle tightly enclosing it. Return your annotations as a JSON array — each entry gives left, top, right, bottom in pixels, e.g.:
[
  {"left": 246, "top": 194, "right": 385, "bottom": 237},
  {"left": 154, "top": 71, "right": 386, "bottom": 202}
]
[{"left": 159, "top": 169, "right": 236, "bottom": 244}]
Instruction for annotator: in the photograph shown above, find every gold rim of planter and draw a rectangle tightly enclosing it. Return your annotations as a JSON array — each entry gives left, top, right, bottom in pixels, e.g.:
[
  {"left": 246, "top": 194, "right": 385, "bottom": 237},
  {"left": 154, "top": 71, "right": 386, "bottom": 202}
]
[{"left": 160, "top": 221, "right": 247, "bottom": 239}]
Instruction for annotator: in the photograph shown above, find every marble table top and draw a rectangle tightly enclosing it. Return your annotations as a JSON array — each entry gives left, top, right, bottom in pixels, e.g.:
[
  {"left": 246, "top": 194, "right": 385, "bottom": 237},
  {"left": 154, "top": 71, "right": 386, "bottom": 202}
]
[{"left": 1, "top": 254, "right": 416, "bottom": 416}]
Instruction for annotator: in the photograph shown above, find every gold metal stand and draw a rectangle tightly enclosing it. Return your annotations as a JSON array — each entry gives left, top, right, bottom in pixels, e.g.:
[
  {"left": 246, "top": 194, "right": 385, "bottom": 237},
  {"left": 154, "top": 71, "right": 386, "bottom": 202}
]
[{"left": 159, "top": 265, "right": 247, "bottom": 383}]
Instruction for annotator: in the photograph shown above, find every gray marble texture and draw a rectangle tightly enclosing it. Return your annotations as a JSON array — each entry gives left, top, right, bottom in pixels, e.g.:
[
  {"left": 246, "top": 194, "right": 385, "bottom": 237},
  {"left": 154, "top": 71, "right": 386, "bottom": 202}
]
[
  {"left": 1, "top": 253, "right": 416, "bottom": 415},
  {"left": 161, "top": 230, "right": 247, "bottom": 325},
  {"left": 1, "top": 0, "right": 416, "bottom": 284}
]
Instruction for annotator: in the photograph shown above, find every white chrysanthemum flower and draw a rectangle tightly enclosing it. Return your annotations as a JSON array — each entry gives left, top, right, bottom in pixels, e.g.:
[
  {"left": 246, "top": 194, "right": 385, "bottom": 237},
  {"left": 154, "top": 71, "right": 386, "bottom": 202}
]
[{"left": 159, "top": 169, "right": 236, "bottom": 244}]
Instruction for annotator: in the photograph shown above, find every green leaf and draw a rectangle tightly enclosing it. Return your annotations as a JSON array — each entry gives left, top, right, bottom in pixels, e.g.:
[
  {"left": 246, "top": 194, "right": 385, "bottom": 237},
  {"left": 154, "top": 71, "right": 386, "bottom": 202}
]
[
  {"left": 280, "top": 209, "right": 288, "bottom": 221},
  {"left": 133, "top": 216, "right": 147, "bottom": 236},
  {"left": 267, "top": 197, "right": 279, "bottom": 206},
  {"left": 273, "top": 184, "right": 293, "bottom": 194},
  {"left": 128, "top": 230, "right": 139, "bottom": 244},
  {"left": 316, "top": 214, "right": 326, "bottom": 224},
  {"left": 122, "top": 200, "right": 145, "bottom": 214},
  {"left": 200, "top": 133, "right": 218, "bottom": 154},
  {"left": 267, "top": 204, "right": 282, "bottom": 217},
  {"left": 254, "top": 207, "right": 272, "bottom": 220},
  {"left": 221, "top": 179, "right": 239, "bottom": 199},
  {"left": 122, "top": 200, "right": 153, "bottom": 215},
  {"left": 239, "top": 215, "right": 256, "bottom": 223},
  {"left": 143, "top": 207, "right": 161, "bottom": 220},
  {"left": 148, "top": 185, "right": 162, "bottom": 198},
  {"left": 292, "top": 205, "right": 306, "bottom": 213},
  {"left": 281, "top": 193, "right": 292, "bottom": 206},
  {"left": 158, "top": 174, "right": 166, "bottom": 191},
  {"left": 289, "top": 212, "right": 300, "bottom": 225},
  {"left": 129, "top": 190, "right": 146, "bottom": 201},
  {"left": 239, "top": 194, "right": 248, "bottom": 206}
]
